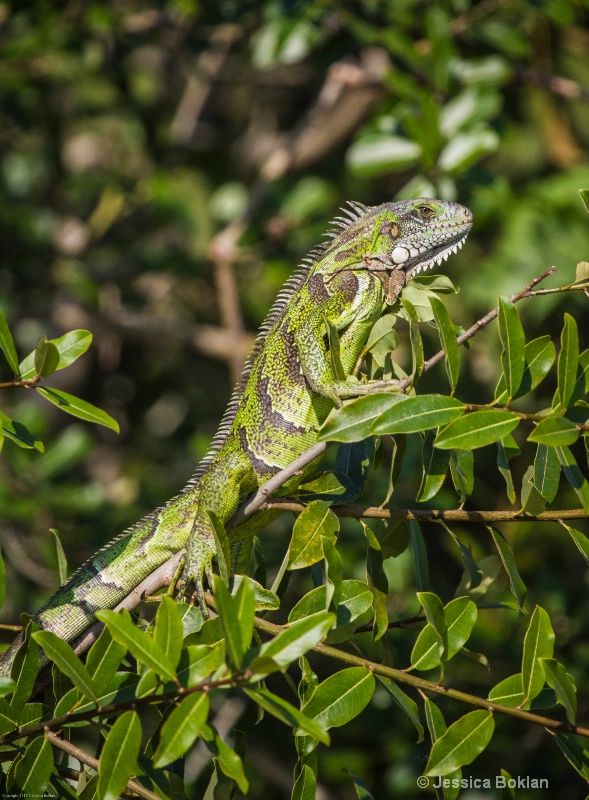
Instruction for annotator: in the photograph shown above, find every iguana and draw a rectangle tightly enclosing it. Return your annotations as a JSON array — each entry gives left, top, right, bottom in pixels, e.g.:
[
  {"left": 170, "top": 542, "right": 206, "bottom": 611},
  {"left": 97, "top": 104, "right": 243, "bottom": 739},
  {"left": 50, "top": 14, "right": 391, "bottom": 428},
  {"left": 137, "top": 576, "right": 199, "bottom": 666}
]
[{"left": 0, "top": 197, "right": 472, "bottom": 675}]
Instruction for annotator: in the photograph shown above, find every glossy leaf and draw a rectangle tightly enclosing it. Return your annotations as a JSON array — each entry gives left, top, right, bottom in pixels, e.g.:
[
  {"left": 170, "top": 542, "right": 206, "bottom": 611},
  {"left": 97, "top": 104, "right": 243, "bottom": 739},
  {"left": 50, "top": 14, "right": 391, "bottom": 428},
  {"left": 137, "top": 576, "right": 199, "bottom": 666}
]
[
  {"left": 522, "top": 606, "right": 555, "bottom": 703},
  {"left": 86, "top": 628, "right": 127, "bottom": 693},
  {"left": 561, "top": 523, "right": 589, "bottom": 567},
  {"left": 32, "top": 630, "right": 98, "bottom": 703},
  {"left": 153, "top": 596, "right": 184, "bottom": 670},
  {"left": 0, "top": 307, "right": 18, "bottom": 373},
  {"left": 98, "top": 711, "right": 141, "bottom": 800},
  {"left": 555, "top": 733, "right": 589, "bottom": 781},
  {"left": 497, "top": 296, "right": 525, "bottom": 400},
  {"left": 488, "top": 527, "right": 526, "bottom": 610},
  {"left": 533, "top": 443, "right": 560, "bottom": 503},
  {"left": 302, "top": 667, "right": 375, "bottom": 729},
  {"left": 292, "top": 765, "right": 316, "bottom": 800},
  {"left": 9, "top": 627, "right": 40, "bottom": 715},
  {"left": 418, "top": 432, "right": 450, "bottom": 501},
  {"left": 540, "top": 658, "right": 577, "bottom": 724},
  {"left": 557, "top": 314, "right": 579, "bottom": 411},
  {"left": 403, "top": 297, "right": 424, "bottom": 381},
  {"left": 318, "top": 393, "right": 407, "bottom": 442},
  {"left": 439, "top": 521, "right": 482, "bottom": 589},
  {"left": 555, "top": 445, "right": 589, "bottom": 512},
  {"left": 96, "top": 609, "right": 176, "bottom": 682},
  {"left": 417, "top": 591, "right": 447, "bottom": 659},
  {"left": 378, "top": 676, "right": 424, "bottom": 742},
  {"left": 438, "top": 128, "right": 499, "bottom": 173},
  {"left": 251, "top": 611, "right": 334, "bottom": 675},
  {"left": 497, "top": 434, "right": 519, "bottom": 503},
  {"left": 202, "top": 722, "right": 249, "bottom": 793},
  {"left": 528, "top": 416, "right": 579, "bottom": 447},
  {"left": 347, "top": 134, "right": 421, "bottom": 177},
  {"left": 411, "top": 522, "right": 430, "bottom": 591},
  {"left": 363, "top": 522, "right": 388, "bottom": 640},
  {"left": 0, "top": 410, "right": 43, "bottom": 452},
  {"left": 214, "top": 574, "right": 254, "bottom": 670},
  {"left": 153, "top": 692, "right": 210, "bottom": 768},
  {"left": 449, "top": 449, "right": 474, "bottom": 502},
  {"left": 287, "top": 500, "right": 339, "bottom": 569},
  {"left": 34, "top": 336, "right": 60, "bottom": 378},
  {"left": 244, "top": 688, "right": 330, "bottom": 744},
  {"left": 36, "top": 387, "right": 119, "bottom": 432},
  {"left": 13, "top": 736, "right": 52, "bottom": 795},
  {"left": 372, "top": 394, "right": 464, "bottom": 435},
  {"left": 424, "top": 710, "right": 495, "bottom": 776},
  {"left": 430, "top": 294, "right": 459, "bottom": 392},
  {"left": 488, "top": 673, "right": 525, "bottom": 708},
  {"left": 19, "top": 329, "right": 93, "bottom": 380},
  {"left": 434, "top": 410, "right": 519, "bottom": 450},
  {"left": 411, "top": 596, "right": 477, "bottom": 671}
]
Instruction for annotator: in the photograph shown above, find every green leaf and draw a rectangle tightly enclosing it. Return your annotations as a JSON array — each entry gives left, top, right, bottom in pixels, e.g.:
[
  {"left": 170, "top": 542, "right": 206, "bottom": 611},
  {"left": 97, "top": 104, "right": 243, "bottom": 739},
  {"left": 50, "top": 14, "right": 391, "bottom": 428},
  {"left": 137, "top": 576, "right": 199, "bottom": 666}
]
[
  {"left": 434, "top": 410, "right": 520, "bottom": 450},
  {"left": 539, "top": 658, "right": 576, "bottom": 724},
  {"left": 302, "top": 667, "right": 375, "bottom": 729},
  {"left": 410, "top": 522, "right": 429, "bottom": 591},
  {"left": 555, "top": 445, "right": 589, "bottom": 512},
  {"left": 346, "top": 771, "right": 376, "bottom": 800},
  {"left": 231, "top": 574, "right": 280, "bottom": 612},
  {"left": 561, "top": 523, "right": 589, "bottom": 567},
  {"left": 0, "top": 409, "right": 43, "bottom": 452},
  {"left": 555, "top": 732, "right": 589, "bottom": 781},
  {"left": 557, "top": 313, "right": 579, "bottom": 411},
  {"left": 244, "top": 688, "right": 330, "bottom": 744},
  {"left": 418, "top": 432, "right": 450, "bottom": 501},
  {"left": 95, "top": 609, "right": 176, "bottom": 682},
  {"left": 49, "top": 529, "right": 68, "bottom": 585},
  {"left": 252, "top": 612, "right": 334, "bottom": 676},
  {"left": 431, "top": 295, "right": 459, "bottom": 393},
  {"left": 522, "top": 606, "right": 555, "bottom": 703},
  {"left": 497, "top": 434, "right": 519, "bottom": 503},
  {"left": 19, "top": 329, "right": 93, "bottom": 379},
  {"left": 497, "top": 296, "right": 525, "bottom": 400},
  {"left": 36, "top": 387, "right": 119, "bottom": 432},
  {"left": 497, "top": 335, "right": 558, "bottom": 403},
  {"left": 411, "top": 596, "right": 477, "bottom": 671},
  {"left": 533, "top": 443, "right": 560, "bottom": 503},
  {"left": 378, "top": 676, "right": 424, "bottom": 742},
  {"left": 288, "top": 580, "right": 372, "bottom": 641},
  {"left": 205, "top": 509, "right": 230, "bottom": 586},
  {"left": 424, "top": 710, "right": 495, "bottom": 776},
  {"left": 202, "top": 722, "right": 249, "bottom": 793},
  {"left": 32, "top": 631, "right": 98, "bottom": 703},
  {"left": 449, "top": 449, "right": 474, "bottom": 503},
  {"left": 97, "top": 711, "right": 141, "bottom": 800},
  {"left": 438, "top": 522, "right": 482, "bottom": 589},
  {"left": 488, "top": 527, "right": 527, "bottom": 610},
  {"left": 402, "top": 297, "right": 424, "bottom": 381},
  {"left": 416, "top": 591, "right": 447, "bottom": 659},
  {"left": 9, "top": 626, "right": 40, "bottom": 715},
  {"left": 438, "top": 128, "right": 499, "bottom": 173},
  {"left": 13, "top": 736, "right": 53, "bottom": 795},
  {"left": 0, "top": 307, "right": 18, "bottom": 374},
  {"left": 318, "top": 393, "right": 407, "bottom": 442},
  {"left": 323, "top": 536, "right": 342, "bottom": 610},
  {"left": 34, "top": 336, "right": 60, "bottom": 378},
  {"left": 363, "top": 522, "right": 388, "bottom": 640},
  {"left": 153, "top": 596, "right": 184, "bottom": 670},
  {"left": 153, "top": 692, "right": 210, "bottom": 768},
  {"left": 86, "top": 627, "right": 127, "bottom": 693},
  {"left": 488, "top": 673, "right": 525, "bottom": 707},
  {"left": 214, "top": 575, "right": 254, "bottom": 670},
  {"left": 292, "top": 765, "right": 316, "bottom": 800},
  {"left": 347, "top": 134, "right": 421, "bottom": 177},
  {"left": 528, "top": 416, "right": 579, "bottom": 447},
  {"left": 372, "top": 394, "right": 464, "bottom": 435},
  {"left": 287, "top": 500, "right": 339, "bottom": 569},
  {"left": 580, "top": 189, "right": 589, "bottom": 214}
]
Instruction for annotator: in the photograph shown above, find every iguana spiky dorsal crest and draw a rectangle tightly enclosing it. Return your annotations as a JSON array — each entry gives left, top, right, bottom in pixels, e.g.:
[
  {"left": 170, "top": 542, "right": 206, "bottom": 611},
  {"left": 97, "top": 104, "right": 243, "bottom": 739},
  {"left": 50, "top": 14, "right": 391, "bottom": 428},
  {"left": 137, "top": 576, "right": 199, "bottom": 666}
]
[{"left": 188, "top": 201, "right": 370, "bottom": 485}]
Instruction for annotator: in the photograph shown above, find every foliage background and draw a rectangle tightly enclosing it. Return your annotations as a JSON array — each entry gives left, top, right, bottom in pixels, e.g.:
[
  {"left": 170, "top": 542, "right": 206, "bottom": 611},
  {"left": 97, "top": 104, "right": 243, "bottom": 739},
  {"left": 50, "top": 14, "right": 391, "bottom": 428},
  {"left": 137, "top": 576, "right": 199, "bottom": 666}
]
[{"left": 1, "top": 0, "right": 589, "bottom": 797}]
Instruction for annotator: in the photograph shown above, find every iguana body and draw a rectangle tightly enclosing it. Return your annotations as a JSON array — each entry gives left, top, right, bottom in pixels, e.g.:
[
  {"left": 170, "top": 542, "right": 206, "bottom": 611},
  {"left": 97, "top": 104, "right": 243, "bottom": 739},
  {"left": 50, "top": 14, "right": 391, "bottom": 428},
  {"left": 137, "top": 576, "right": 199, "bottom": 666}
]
[{"left": 0, "top": 198, "right": 472, "bottom": 675}]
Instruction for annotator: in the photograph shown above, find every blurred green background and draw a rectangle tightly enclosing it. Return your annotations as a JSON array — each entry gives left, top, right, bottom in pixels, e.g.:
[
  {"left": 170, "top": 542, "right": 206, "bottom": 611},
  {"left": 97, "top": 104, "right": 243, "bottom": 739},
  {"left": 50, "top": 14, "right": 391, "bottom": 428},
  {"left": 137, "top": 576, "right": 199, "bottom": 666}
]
[{"left": 1, "top": 1, "right": 589, "bottom": 797}]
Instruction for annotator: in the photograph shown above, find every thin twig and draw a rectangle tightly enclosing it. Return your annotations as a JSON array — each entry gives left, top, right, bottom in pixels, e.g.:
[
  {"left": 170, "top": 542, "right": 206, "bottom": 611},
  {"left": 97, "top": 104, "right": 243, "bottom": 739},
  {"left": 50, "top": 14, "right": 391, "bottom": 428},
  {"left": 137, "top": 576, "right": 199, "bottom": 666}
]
[
  {"left": 260, "top": 501, "right": 588, "bottom": 523},
  {"left": 46, "top": 731, "right": 160, "bottom": 800}
]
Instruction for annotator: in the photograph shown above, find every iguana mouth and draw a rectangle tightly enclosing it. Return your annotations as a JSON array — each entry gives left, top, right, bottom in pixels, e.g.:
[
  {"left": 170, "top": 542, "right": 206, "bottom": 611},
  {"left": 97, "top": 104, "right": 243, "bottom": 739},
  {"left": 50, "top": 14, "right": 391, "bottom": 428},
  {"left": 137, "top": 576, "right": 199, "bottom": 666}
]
[{"left": 404, "top": 233, "right": 469, "bottom": 279}]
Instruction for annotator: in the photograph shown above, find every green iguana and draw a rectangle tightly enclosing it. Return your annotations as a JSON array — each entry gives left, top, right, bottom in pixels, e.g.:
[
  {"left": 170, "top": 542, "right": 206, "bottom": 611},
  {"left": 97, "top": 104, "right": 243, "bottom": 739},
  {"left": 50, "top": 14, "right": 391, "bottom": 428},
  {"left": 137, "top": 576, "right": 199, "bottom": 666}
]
[{"left": 0, "top": 197, "right": 472, "bottom": 675}]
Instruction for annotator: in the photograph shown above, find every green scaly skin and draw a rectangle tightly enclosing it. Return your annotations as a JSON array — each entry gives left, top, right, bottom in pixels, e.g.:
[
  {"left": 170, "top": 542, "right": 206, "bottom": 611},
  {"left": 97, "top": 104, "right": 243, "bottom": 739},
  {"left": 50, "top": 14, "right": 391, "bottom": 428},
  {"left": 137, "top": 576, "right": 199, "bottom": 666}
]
[{"left": 0, "top": 198, "right": 472, "bottom": 675}]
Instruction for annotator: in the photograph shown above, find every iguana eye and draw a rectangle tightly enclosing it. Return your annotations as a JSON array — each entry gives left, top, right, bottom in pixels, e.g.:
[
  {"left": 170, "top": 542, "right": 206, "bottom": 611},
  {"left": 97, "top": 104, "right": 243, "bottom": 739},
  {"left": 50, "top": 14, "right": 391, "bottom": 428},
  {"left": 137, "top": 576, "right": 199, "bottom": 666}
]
[{"left": 416, "top": 204, "right": 435, "bottom": 218}]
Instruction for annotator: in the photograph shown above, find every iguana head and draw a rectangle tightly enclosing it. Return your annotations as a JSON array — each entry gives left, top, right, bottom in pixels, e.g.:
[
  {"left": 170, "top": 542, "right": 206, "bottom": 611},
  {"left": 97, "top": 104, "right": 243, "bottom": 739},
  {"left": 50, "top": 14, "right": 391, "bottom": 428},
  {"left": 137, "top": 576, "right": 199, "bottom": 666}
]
[{"left": 321, "top": 197, "right": 473, "bottom": 303}]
